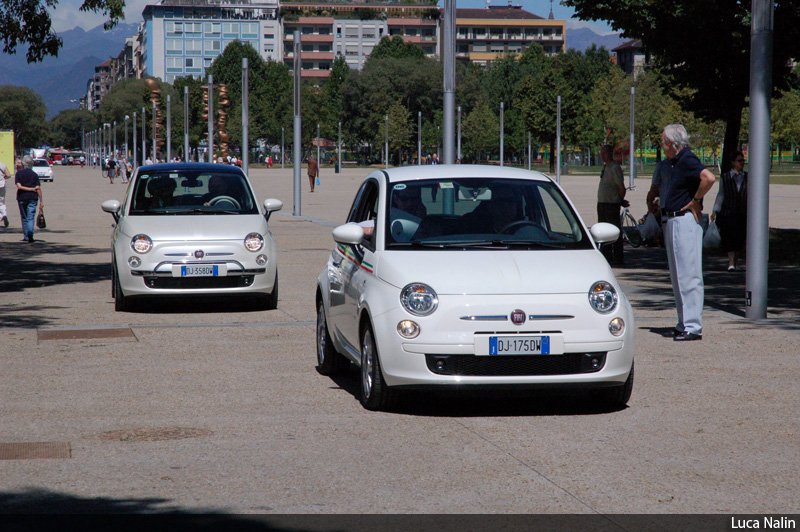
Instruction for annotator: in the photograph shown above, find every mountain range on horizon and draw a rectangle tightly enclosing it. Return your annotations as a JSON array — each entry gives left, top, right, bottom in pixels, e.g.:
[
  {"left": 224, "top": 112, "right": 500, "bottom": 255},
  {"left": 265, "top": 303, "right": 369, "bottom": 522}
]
[{"left": 1, "top": 22, "right": 623, "bottom": 120}]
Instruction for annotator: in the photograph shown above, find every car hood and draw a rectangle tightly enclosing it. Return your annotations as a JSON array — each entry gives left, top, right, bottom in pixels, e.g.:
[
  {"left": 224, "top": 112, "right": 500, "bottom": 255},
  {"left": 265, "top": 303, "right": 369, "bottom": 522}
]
[
  {"left": 119, "top": 214, "right": 266, "bottom": 240},
  {"left": 375, "top": 249, "right": 616, "bottom": 295}
]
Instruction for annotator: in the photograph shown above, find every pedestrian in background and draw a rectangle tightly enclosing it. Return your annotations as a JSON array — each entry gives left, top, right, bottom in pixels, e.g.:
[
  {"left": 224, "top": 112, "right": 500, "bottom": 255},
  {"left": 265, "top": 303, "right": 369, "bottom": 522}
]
[
  {"left": 712, "top": 150, "right": 748, "bottom": 271},
  {"left": 307, "top": 154, "right": 319, "bottom": 193},
  {"left": 660, "top": 124, "right": 716, "bottom": 341},
  {"left": 597, "top": 144, "right": 626, "bottom": 266},
  {"left": 0, "top": 157, "right": 11, "bottom": 228},
  {"left": 15, "top": 155, "right": 43, "bottom": 243}
]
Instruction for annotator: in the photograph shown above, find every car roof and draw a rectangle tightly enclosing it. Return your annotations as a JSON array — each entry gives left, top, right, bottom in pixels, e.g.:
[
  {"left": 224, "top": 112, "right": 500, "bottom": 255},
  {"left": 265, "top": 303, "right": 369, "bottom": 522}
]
[
  {"left": 374, "top": 164, "right": 553, "bottom": 184},
  {"left": 136, "top": 163, "right": 246, "bottom": 175},
  {"left": 33, "top": 158, "right": 49, "bottom": 163}
]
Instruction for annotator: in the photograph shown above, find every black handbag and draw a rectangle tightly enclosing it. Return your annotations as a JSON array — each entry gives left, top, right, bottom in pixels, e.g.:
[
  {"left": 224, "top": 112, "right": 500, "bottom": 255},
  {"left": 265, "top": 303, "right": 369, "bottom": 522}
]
[{"left": 36, "top": 210, "right": 46, "bottom": 229}]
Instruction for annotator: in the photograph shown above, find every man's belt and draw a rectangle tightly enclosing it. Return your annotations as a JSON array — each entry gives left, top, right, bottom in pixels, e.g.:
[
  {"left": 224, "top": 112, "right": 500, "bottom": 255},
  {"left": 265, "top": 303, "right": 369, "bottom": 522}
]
[{"left": 662, "top": 209, "right": 689, "bottom": 218}]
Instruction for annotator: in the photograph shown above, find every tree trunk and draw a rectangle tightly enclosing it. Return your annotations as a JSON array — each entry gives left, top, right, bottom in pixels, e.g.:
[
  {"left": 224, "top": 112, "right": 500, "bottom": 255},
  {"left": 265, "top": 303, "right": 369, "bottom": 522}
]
[{"left": 721, "top": 104, "right": 744, "bottom": 174}]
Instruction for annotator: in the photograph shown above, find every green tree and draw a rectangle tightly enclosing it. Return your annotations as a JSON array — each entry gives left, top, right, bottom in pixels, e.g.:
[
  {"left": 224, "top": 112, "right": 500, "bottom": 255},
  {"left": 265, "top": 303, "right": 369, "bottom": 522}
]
[
  {"left": 368, "top": 35, "right": 425, "bottom": 62},
  {"left": 48, "top": 109, "right": 96, "bottom": 149},
  {"left": 0, "top": 0, "right": 123, "bottom": 62},
  {"left": 563, "top": 0, "right": 800, "bottom": 172},
  {"left": 385, "top": 101, "right": 413, "bottom": 165},
  {"left": 462, "top": 100, "right": 498, "bottom": 162},
  {"left": 0, "top": 85, "right": 48, "bottom": 149}
]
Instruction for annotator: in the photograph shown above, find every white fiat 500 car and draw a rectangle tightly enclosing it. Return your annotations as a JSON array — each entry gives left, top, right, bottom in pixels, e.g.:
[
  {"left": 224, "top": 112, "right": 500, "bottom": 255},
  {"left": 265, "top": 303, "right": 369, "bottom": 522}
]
[
  {"left": 32, "top": 158, "right": 54, "bottom": 182},
  {"left": 102, "top": 163, "right": 282, "bottom": 311},
  {"left": 316, "top": 165, "right": 634, "bottom": 411}
]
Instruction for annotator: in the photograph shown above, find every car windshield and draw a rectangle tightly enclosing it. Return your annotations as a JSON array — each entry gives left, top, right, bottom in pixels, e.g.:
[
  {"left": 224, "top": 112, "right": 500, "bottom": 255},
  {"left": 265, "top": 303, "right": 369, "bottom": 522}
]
[
  {"left": 385, "top": 177, "right": 591, "bottom": 250},
  {"left": 129, "top": 170, "right": 258, "bottom": 215},
  {"left": 33, "top": 159, "right": 49, "bottom": 167}
]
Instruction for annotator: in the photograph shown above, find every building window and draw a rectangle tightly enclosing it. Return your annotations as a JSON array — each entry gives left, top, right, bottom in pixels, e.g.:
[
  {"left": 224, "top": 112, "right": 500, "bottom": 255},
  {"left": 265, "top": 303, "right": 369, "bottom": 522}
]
[
  {"left": 166, "top": 39, "right": 183, "bottom": 54},
  {"left": 319, "top": 44, "right": 331, "bottom": 52},
  {"left": 241, "top": 22, "right": 258, "bottom": 38},
  {"left": 185, "top": 58, "right": 195, "bottom": 68},
  {"left": 264, "top": 33, "right": 274, "bottom": 39},
  {"left": 302, "top": 26, "right": 314, "bottom": 35},
  {"left": 185, "top": 40, "right": 202, "bottom": 55},
  {"left": 319, "top": 27, "right": 330, "bottom": 35},
  {"left": 302, "top": 62, "right": 313, "bottom": 69},
  {"left": 223, "top": 22, "right": 238, "bottom": 38},
  {"left": 207, "top": 40, "right": 221, "bottom": 52},
  {"left": 204, "top": 22, "right": 220, "bottom": 36},
  {"left": 302, "top": 44, "right": 314, "bottom": 52}
]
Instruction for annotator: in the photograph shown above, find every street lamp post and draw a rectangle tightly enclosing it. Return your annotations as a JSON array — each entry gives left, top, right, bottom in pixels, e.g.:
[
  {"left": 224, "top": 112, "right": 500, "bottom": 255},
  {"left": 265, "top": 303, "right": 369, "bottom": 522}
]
[
  {"left": 141, "top": 106, "right": 146, "bottom": 164},
  {"left": 151, "top": 101, "right": 156, "bottom": 163},
  {"left": 124, "top": 115, "right": 129, "bottom": 163},
  {"left": 457, "top": 105, "right": 462, "bottom": 163},
  {"left": 112, "top": 120, "right": 117, "bottom": 158},
  {"left": 242, "top": 58, "right": 249, "bottom": 174},
  {"left": 133, "top": 112, "right": 138, "bottom": 170},
  {"left": 384, "top": 114, "right": 389, "bottom": 168},
  {"left": 417, "top": 111, "right": 422, "bottom": 165},
  {"left": 183, "top": 86, "right": 189, "bottom": 162},
  {"left": 166, "top": 94, "right": 172, "bottom": 162},
  {"left": 499, "top": 102, "right": 504, "bottom": 167}
]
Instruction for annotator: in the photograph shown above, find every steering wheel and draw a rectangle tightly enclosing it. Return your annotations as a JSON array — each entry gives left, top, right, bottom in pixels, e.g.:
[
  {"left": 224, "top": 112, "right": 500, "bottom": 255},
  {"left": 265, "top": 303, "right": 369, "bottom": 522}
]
[
  {"left": 500, "top": 220, "right": 545, "bottom": 235},
  {"left": 209, "top": 195, "right": 241, "bottom": 209}
]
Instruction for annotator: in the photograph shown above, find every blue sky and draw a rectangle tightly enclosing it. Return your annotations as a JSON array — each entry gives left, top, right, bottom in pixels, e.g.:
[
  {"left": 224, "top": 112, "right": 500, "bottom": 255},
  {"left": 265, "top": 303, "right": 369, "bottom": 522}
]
[{"left": 49, "top": 0, "right": 613, "bottom": 34}]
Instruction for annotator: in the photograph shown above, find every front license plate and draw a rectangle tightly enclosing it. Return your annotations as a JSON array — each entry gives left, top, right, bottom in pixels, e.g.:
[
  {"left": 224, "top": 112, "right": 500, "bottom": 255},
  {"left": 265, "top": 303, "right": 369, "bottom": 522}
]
[
  {"left": 172, "top": 264, "right": 227, "bottom": 277},
  {"left": 489, "top": 335, "right": 550, "bottom": 355}
]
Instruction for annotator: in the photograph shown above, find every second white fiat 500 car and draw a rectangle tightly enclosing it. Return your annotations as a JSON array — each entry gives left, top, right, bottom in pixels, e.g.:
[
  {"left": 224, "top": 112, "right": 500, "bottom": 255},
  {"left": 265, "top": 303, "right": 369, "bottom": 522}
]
[
  {"left": 316, "top": 165, "right": 634, "bottom": 411},
  {"left": 102, "top": 163, "right": 282, "bottom": 311}
]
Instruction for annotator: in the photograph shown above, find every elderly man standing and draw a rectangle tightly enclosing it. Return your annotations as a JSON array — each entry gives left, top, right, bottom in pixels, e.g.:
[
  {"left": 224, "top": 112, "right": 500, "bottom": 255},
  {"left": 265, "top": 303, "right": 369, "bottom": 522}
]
[{"left": 660, "top": 124, "right": 716, "bottom": 341}]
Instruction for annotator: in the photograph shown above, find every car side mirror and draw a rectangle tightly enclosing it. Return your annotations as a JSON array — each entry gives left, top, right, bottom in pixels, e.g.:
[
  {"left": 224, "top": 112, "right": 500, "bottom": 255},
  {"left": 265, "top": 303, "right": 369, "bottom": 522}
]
[
  {"left": 101, "top": 199, "right": 121, "bottom": 223},
  {"left": 332, "top": 223, "right": 365, "bottom": 245},
  {"left": 263, "top": 198, "right": 283, "bottom": 221},
  {"left": 589, "top": 222, "right": 620, "bottom": 244}
]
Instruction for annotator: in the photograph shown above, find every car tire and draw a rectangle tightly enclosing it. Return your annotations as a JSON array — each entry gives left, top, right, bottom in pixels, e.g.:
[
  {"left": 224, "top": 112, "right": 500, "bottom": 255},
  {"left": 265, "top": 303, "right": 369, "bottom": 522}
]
[
  {"left": 316, "top": 300, "right": 349, "bottom": 375},
  {"left": 113, "top": 264, "right": 129, "bottom": 312},
  {"left": 594, "top": 361, "right": 634, "bottom": 409},
  {"left": 263, "top": 271, "right": 279, "bottom": 310},
  {"left": 359, "top": 323, "right": 397, "bottom": 411}
]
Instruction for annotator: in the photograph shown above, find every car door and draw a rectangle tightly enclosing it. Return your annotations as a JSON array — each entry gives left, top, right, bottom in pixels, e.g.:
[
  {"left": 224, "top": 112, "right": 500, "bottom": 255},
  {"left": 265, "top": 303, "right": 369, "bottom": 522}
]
[{"left": 330, "top": 179, "right": 380, "bottom": 351}]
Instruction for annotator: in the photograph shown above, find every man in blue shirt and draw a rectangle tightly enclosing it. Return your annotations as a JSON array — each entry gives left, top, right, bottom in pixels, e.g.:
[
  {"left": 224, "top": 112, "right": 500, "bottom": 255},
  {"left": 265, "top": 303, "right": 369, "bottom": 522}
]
[{"left": 660, "top": 124, "right": 716, "bottom": 341}]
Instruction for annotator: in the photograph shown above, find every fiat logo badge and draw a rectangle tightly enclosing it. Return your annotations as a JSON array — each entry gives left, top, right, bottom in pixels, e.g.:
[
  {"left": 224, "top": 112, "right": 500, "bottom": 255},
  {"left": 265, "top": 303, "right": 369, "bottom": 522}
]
[
  {"left": 510, "top": 309, "right": 526, "bottom": 325},
  {"left": 194, "top": 250, "right": 205, "bottom": 259}
]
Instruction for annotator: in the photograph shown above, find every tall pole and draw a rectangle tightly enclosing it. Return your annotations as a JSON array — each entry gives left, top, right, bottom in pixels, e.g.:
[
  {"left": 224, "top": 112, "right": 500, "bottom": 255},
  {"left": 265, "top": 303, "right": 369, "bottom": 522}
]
[
  {"left": 457, "top": 105, "right": 462, "bottom": 163},
  {"left": 133, "top": 112, "right": 138, "bottom": 170},
  {"left": 112, "top": 120, "right": 117, "bottom": 158},
  {"left": 281, "top": 127, "right": 285, "bottom": 169},
  {"left": 556, "top": 95, "right": 562, "bottom": 185},
  {"left": 151, "top": 101, "right": 157, "bottom": 162},
  {"left": 417, "top": 111, "right": 422, "bottom": 165},
  {"left": 166, "top": 94, "right": 172, "bottom": 162},
  {"left": 528, "top": 131, "right": 532, "bottom": 170},
  {"left": 338, "top": 121, "right": 342, "bottom": 173},
  {"left": 183, "top": 86, "right": 189, "bottom": 162},
  {"left": 316, "top": 122, "right": 320, "bottom": 175},
  {"left": 747, "top": 0, "right": 773, "bottom": 319},
  {"left": 141, "top": 106, "right": 146, "bottom": 164},
  {"left": 124, "top": 116, "right": 129, "bottom": 163},
  {"left": 207, "top": 74, "right": 214, "bottom": 163},
  {"left": 499, "top": 102, "right": 504, "bottom": 167},
  {"left": 292, "top": 30, "right": 302, "bottom": 216},
  {"left": 384, "top": 114, "right": 389, "bottom": 168},
  {"left": 242, "top": 57, "right": 249, "bottom": 174},
  {"left": 442, "top": 0, "right": 456, "bottom": 164},
  {"left": 629, "top": 86, "right": 636, "bottom": 188}
]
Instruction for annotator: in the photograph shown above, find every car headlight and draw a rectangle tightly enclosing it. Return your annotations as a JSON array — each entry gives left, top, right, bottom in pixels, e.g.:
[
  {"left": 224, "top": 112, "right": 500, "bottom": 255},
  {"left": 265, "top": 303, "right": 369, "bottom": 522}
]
[
  {"left": 588, "top": 281, "right": 618, "bottom": 314},
  {"left": 244, "top": 232, "right": 264, "bottom": 252},
  {"left": 130, "top": 234, "right": 153, "bottom": 254},
  {"left": 400, "top": 283, "right": 438, "bottom": 316}
]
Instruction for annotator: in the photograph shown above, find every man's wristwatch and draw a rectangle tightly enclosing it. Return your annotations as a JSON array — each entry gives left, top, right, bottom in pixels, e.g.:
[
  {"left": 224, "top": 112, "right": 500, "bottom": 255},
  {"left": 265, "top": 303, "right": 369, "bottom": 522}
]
[{"left": 692, "top": 197, "right": 703, "bottom": 203}]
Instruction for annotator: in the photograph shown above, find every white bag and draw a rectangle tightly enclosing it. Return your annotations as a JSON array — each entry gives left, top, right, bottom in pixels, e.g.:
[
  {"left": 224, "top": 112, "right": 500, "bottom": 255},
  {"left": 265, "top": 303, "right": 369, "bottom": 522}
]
[
  {"left": 704, "top": 220, "right": 721, "bottom": 248},
  {"left": 638, "top": 212, "right": 660, "bottom": 241}
]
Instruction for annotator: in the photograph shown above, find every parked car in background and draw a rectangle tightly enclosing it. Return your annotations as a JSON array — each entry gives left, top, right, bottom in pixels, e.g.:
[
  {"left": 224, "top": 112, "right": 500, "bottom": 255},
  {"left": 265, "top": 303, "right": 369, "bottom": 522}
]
[
  {"left": 101, "top": 163, "right": 283, "bottom": 311},
  {"left": 32, "top": 158, "right": 53, "bottom": 182},
  {"left": 315, "top": 165, "right": 635, "bottom": 411}
]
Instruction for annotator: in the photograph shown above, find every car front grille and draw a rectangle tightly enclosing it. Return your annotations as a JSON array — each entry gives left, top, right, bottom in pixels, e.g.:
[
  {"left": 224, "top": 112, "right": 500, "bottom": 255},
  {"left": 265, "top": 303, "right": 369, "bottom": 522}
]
[
  {"left": 142, "top": 275, "right": 255, "bottom": 289},
  {"left": 425, "top": 353, "right": 607, "bottom": 377}
]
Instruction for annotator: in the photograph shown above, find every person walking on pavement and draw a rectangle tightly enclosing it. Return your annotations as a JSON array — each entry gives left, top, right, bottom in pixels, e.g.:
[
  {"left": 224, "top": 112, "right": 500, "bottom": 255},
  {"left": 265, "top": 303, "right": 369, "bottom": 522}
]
[
  {"left": 660, "top": 124, "right": 716, "bottom": 342},
  {"left": 307, "top": 154, "right": 319, "bottom": 193},
  {"left": 596, "top": 144, "right": 627, "bottom": 266},
  {"left": 712, "top": 150, "right": 748, "bottom": 271},
  {"left": 15, "top": 155, "right": 43, "bottom": 243},
  {"left": 0, "top": 157, "right": 11, "bottom": 228}
]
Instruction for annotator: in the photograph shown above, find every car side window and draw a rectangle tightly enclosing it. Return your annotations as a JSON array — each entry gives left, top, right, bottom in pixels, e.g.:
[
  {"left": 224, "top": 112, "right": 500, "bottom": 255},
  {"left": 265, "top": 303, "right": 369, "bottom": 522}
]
[{"left": 349, "top": 179, "right": 379, "bottom": 251}]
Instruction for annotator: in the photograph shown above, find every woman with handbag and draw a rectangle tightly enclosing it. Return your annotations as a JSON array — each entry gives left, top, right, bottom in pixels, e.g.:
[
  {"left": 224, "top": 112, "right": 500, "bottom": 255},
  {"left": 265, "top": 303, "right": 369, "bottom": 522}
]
[
  {"left": 712, "top": 151, "right": 747, "bottom": 271},
  {"left": 14, "top": 155, "right": 44, "bottom": 243}
]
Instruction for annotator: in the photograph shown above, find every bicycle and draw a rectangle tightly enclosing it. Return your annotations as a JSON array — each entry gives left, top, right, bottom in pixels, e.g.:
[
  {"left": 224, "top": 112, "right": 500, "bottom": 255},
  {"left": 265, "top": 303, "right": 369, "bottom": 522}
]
[{"left": 620, "top": 188, "right": 643, "bottom": 248}]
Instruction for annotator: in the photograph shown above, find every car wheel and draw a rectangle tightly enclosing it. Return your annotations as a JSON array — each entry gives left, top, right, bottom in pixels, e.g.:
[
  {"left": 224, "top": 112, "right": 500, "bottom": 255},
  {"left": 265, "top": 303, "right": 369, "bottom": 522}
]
[
  {"left": 316, "top": 300, "right": 349, "bottom": 375},
  {"left": 594, "top": 361, "right": 634, "bottom": 410},
  {"left": 359, "top": 324, "right": 397, "bottom": 411},
  {"left": 263, "top": 270, "right": 279, "bottom": 310},
  {"left": 113, "top": 265, "right": 129, "bottom": 312}
]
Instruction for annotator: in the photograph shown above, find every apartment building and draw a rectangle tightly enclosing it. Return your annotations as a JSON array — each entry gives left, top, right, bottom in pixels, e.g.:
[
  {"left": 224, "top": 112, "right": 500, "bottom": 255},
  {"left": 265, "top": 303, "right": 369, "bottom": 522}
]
[{"left": 141, "top": 0, "right": 282, "bottom": 83}]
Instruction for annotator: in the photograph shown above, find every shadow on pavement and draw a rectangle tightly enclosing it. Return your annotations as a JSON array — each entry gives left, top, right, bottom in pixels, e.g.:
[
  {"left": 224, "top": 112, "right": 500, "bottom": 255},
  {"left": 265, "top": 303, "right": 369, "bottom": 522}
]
[
  {"left": 617, "top": 245, "right": 800, "bottom": 329},
  {"left": 328, "top": 371, "right": 626, "bottom": 417},
  {"left": 0, "top": 240, "right": 109, "bottom": 294}
]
